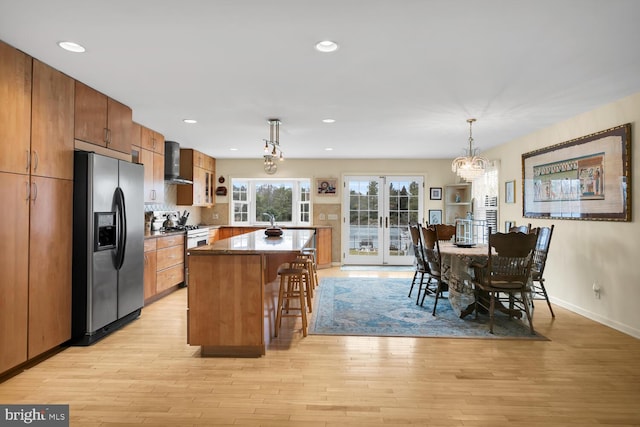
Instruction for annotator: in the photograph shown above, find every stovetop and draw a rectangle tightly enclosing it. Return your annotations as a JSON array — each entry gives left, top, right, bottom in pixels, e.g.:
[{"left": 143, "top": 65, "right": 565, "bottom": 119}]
[{"left": 163, "top": 225, "right": 200, "bottom": 232}]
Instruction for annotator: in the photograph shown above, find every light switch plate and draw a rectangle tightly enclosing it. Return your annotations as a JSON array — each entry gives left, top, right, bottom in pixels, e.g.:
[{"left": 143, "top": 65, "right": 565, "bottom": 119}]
[{"left": 327, "top": 214, "right": 339, "bottom": 220}]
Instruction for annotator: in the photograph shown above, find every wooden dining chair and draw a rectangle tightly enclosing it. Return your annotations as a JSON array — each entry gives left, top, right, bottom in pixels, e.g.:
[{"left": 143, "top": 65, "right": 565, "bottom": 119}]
[
  {"left": 530, "top": 224, "right": 555, "bottom": 317},
  {"left": 419, "top": 226, "right": 447, "bottom": 315},
  {"left": 434, "top": 224, "right": 456, "bottom": 241},
  {"left": 471, "top": 228, "right": 538, "bottom": 334},
  {"left": 408, "top": 224, "right": 430, "bottom": 301},
  {"left": 509, "top": 223, "right": 531, "bottom": 233}
]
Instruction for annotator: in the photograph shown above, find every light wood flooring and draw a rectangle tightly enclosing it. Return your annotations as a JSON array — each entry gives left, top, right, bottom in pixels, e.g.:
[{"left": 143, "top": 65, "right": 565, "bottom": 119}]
[{"left": 1, "top": 267, "right": 639, "bottom": 426}]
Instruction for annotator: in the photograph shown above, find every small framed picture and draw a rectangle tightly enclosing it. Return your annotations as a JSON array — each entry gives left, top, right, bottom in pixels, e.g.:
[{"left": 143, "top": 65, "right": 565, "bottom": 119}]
[
  {"left": 316, "top": 178, "right": 337, "bottom": 196},
  {"left": 505, "top": 180, "right": 515, "bottom": 204},
  {"left": 428, "top": 209, "right": 442, "bottom": 225},
  {"left": 430, "top": 187, "right": 442, "bottom": 200}
]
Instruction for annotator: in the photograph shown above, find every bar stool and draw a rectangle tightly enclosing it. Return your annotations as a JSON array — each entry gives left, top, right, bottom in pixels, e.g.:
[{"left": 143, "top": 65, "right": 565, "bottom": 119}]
[
  {"left": 293, "top": 255, "right": 316, "bottom": 299},
  {"left": 300, "top": 247, "right": 319, "bottom": 289},
  {"left": 274, "top": 263, "right": 310, "bottom": 337}
]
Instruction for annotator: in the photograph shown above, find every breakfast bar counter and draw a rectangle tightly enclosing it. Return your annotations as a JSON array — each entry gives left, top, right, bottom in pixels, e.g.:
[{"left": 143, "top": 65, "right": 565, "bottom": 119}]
[{"left": 186, "top": 229, "right": 314, "bottom": 357}]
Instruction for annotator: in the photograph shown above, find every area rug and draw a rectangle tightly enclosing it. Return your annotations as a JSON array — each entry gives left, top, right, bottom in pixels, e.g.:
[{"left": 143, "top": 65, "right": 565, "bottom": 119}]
[
  {"left": 341, "top": 265, "right": 414, "bottom": 272},
  {"left": 309, "top": 277, "right": 547, "bottom": 340}
]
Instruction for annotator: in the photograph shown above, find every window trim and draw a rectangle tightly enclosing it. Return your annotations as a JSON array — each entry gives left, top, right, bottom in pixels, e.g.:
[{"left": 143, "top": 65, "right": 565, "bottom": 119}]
[{"left": 230, "top": 178, "right": 312, "bottom": 226}]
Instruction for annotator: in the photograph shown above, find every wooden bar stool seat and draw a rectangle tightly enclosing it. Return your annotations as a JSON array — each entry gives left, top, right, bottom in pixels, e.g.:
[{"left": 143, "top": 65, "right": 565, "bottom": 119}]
[{"left": 274, "top": 264, "right": 310, "bottom": 337}]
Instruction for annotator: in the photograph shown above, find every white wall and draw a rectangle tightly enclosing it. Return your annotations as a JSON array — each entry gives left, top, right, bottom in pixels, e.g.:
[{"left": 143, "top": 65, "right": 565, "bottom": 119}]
[{"left": 484, "top": 92, "right": 640, "bottom": 338}]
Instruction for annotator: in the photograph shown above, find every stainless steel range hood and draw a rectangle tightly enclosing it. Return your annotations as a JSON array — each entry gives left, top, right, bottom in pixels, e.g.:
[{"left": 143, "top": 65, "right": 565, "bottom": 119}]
[{"left": 164, "top": 141, "right": 193, "bottom": 185}]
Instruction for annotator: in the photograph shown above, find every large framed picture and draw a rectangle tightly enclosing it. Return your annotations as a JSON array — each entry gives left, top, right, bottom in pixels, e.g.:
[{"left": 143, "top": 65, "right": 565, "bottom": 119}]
[
  {"left": 430, "top": 187, "right": 442, "bottom": 200},
  {"left": 522, "top": 123, "right": 631, "bottom": 221},
  {"left": 428, "top": 209, "right": 442, "bottom": 225}
]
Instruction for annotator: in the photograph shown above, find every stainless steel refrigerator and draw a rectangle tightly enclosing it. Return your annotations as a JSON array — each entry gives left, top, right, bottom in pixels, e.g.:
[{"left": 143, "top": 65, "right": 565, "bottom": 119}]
[{"left": 72, "top": 151, "right": 144, "bottom": 345}]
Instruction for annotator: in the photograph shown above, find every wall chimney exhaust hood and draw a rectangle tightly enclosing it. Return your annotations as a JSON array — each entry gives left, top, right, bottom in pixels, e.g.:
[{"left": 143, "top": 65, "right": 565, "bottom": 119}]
[{"left": 164, "top": 141, "right": 193, "bottom": 185}]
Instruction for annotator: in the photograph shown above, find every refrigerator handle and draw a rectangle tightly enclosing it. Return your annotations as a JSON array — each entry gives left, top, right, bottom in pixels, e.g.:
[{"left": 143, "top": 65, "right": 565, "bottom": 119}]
[{"left": 114, "top": 187, "right": 127, "bottom": 270}]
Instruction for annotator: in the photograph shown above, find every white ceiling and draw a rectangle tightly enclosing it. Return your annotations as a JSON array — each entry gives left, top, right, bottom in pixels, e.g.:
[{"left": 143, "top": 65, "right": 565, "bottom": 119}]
[{"left": 2, "top": 0, "right": 640, "bottom": 160}]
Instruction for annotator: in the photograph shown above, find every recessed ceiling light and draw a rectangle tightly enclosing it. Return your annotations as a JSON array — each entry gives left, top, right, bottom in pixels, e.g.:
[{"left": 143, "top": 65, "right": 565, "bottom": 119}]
[
  {"left": 183, "top": 119, "right": 197, "bottom": 124},
  {"left": 229, "top": 148, "right": 238, "bottom": 151},
  {"left": 315, "top": 40, "right": 339, "bottom": 53},
  {"left": 58, "top": 41, "right": 85, "bottom": 53},
  {"left": 325, "top": 148, "right": 334, "bottom": 151},
  {"left": 322, "top": 118, "right": 336, "bottom": 123}
]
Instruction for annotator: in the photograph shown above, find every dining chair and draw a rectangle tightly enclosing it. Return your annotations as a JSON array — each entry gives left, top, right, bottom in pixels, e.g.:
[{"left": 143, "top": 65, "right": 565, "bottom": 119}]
[
  {"left": 530, "top": 224, "right": 555, "bottom": 317},
  {"left": 509, "top": 223, "right": 531, "bottom": 233},
  {"left": 419, "top": 226, "right": 447, "bottom": 315},
  {"left": 471, "top": 228, "right": 538, "bottom": 334},
  {"left": 408, "top": 224, "right": 430, "bottom": 301},
  {"left": 434, "top": 224, "right": 456, "bottom": 241}
]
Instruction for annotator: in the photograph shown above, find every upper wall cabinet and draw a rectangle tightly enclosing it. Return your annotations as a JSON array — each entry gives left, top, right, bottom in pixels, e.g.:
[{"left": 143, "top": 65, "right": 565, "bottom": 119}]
[
  {"left": 74, "top": 81, "right": 132, "bottom": 154},
  {"left": 0, "top": 40, "right": 32, "bottom": 175},
  {"left": 177, "top": 148, "right": 216, "bottom": 207},
  {"left": 31, "top": 60, "right": 74, "bottom": 180}
]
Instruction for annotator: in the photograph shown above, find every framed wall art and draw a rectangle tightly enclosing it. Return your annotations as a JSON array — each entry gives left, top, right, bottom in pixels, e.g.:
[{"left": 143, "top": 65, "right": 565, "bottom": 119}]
[
  {"left": 428, "top": 209, "right": 442, "bottom": 225},
  {"left": 505, "top": 180, "right": 515, "bottom": 204},
  {"left": 316, "top": 178, "right": 337, "bottom": 196},
  {"left": 430, "top": 187, "right": 442, "bottom": 200},
  {"left": 522, "top": 123, "right": 631, "bottom": 221}
]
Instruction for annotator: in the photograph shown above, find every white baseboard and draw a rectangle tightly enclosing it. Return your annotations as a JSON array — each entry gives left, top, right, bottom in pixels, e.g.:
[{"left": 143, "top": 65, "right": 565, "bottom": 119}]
[{"left": 550, "top": 297, "right": 640, "bottom": 339}]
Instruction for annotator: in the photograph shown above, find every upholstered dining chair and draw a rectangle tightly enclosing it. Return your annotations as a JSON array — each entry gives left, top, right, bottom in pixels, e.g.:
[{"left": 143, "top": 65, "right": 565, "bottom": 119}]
[
  {"left": 419, "top": 226, "right": 447, "bottom": 315},
  {"left": 530, "top": 224, "right": 555, "bottom": 317},
  {"left": 408, "top": 224, "right": 430, "bottom": 301},
  {"left": 471, "top": 228, "right": 538, "bottom": 334},
  {"left": 434, "top": 224, "right": 456, "bottom": 241}
]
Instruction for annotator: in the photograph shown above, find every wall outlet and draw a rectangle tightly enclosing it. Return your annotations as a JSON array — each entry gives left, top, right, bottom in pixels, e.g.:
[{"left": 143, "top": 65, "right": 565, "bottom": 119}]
[
  {"left": 327, "top": 214, "right": 338, "bottom": 220},
  {"left": 319, "top": 213, "right": 326, "bottom": 220},
  {"left": 592, "top": 282, "right": 601, "bottom": 299}
]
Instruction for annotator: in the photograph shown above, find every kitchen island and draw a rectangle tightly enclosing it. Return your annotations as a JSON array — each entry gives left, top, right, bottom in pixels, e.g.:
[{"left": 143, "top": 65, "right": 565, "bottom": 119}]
[{"left": 186, "top": 228, "right": 314, "bottom": 357}]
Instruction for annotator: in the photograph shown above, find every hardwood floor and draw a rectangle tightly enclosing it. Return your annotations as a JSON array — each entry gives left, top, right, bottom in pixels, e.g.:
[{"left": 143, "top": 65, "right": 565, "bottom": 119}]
[{"left": 1, "top": 267, "right": 639, "bottom": 426}]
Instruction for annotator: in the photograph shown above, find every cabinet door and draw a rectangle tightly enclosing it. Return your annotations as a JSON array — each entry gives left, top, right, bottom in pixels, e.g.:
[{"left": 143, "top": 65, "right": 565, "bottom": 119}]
[
  {"left": 0, "top": 41, "right": 32, "bottom": 175},
  {"left": 0, "top": 172, "right": 29, "bottom": 373},
  {"left": 140, "top": 148, "right": 155, "bottom": 202},
  {"left": 28, "top": 176, "right": 73, "bottom": 358},
  {"left": 144, "top": 250, "right": 157, "bottom": 301},
  {"left": 106, "top": 97, "right": 132, "bottom": 154},
  {"left": 141, "top": 126, "right": 165, "bottom": 154},
  {"left": 316, "top": 228, "right": 332, "bottom": 268},
  {"left": 31, "top": 60, "right": 74, "bottom": 180},
  {"left": 153, "top": 131, "right": 165, "bottom": 155},
  {"left": 74, "top": 81, "right": 108, "bottom": 146},
  {"left": 152, "top": 151, "right": 164, "bottom": 203}
]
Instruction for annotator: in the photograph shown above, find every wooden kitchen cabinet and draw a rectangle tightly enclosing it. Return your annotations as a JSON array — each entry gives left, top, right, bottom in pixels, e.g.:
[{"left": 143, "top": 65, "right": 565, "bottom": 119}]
[
  {"left": 135, "top": 123, "right": 165, "bottom": 203},
  {"left": 74, "top": 80, "right": 132, "bottom": 154},
  {"left": 0, "top": 40, "right": 31, "bottom": 175},
  {"left": 177, "top": 148, "right": 216, "bottom": 207},
  {"left": 143, "top": 238, "right": 157, "bottom": 302},
  {"left": 31, "top": 60, "right": 75, "bottom": 180},
  {"left": 0, "top": 42, "right": 73, "bottom": 375},
  {"left": 0, "top": 172, "right": 30, "bottom": 373},
  {"left": 155, "top": 234, "right": 185, "bottom": 293},
  {"left": 316, "top": 227, "right": 332, "bottom": 268}
]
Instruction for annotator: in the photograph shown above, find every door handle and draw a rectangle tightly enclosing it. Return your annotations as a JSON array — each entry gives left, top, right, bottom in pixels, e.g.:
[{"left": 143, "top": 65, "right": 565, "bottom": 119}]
[
  {"left": 25, "top": 181, "right": 30, "bottom": 201},
  {"left": 33, "top": 151, "right": 39, "bottom": 172},
  {"left": 385, "top": 217, "right": 388, "bottom": 228},
  {"left": 31, "top": 182, "right": 38, "bottom": 201},
  {"left": 379, "top": 217, "right": 382, "bottom": 228},
  {"left": 26, "top": 150, "right": 30, "bottom": 172}
]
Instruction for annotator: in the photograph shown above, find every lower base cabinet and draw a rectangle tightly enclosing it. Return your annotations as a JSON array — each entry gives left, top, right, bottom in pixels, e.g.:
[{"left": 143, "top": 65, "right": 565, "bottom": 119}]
[{"left": 144, "top": 234, "right": 184, "bottom": 304}]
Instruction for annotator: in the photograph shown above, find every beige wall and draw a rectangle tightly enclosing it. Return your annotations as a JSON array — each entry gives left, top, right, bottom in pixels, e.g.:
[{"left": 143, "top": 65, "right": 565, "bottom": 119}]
[
  {"left": 484, "top": 92, "right": 640, "bottom": 338},
  {"left": 206, "top": 158, "right": 458, "bottom": 264},
  {"left": 205, "top": 92, "right": 640, "bottom": 337}
]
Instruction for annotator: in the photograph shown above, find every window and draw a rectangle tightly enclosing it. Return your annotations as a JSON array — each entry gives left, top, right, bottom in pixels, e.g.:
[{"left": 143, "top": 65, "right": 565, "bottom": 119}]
[
  {"left": 471, "top": 161, "right": 500, "bottom": 240},
  {"left": 231, "top": 178, "right": 311, "bottom": 226}
]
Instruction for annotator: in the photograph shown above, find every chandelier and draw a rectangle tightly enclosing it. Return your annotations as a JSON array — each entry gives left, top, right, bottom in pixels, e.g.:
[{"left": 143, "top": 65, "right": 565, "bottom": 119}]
[
  {"left": 263, "top": 119, "right": 284, "bottom": 165},
  {"left": 451, "top": 118, "right": 489, "bottom": 182}
]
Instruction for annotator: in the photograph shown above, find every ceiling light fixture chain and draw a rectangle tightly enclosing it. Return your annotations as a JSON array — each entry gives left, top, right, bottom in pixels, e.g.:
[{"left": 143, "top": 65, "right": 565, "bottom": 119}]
[
  {"left": 451, "top": 118, "right": 489, "bottom": 182},
  {"left": 262, "top": 119, "right": 284, "bottom": 174}
]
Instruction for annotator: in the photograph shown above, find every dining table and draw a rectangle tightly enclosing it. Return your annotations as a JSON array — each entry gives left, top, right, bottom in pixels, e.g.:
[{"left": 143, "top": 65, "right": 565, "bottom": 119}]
[{"left": 438, "top": 241, "right": 534, "bottom": 321}]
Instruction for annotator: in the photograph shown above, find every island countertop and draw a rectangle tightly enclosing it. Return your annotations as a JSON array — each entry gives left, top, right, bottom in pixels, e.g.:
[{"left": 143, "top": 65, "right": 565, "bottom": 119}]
[{"left": 188, "top": 228, "right": 315, "bottom": 255}]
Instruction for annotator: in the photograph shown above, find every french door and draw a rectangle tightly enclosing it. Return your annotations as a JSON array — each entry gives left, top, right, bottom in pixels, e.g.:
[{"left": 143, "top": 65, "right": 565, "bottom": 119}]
[{"left": 342, "top": 175, "right": 424, "bottom": 265}]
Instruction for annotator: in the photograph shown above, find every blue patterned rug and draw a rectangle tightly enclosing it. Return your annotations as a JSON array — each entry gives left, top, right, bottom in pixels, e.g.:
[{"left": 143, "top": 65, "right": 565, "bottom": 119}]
[{"left": 310, "top": 277, "right": 547, "bottom": 340}]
